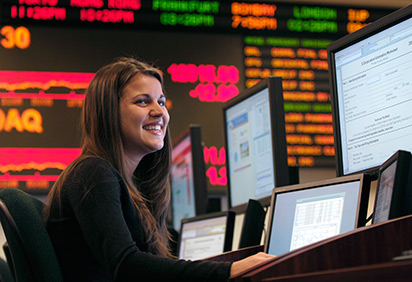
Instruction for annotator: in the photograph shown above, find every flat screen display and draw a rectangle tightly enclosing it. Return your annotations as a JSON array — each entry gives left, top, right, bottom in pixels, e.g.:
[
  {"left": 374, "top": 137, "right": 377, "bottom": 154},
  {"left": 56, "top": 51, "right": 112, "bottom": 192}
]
[
  {"left": 225, "top": 88, "right": 275, "bottom": 207},
  {"left": 265, "top": 174, "right": 370, "bottom": 256},
  {"left": 328, "top": 4, "right": 412, "bottom": 176},
  {"left": 178, "top": 211, "right": 235, "bottom": 260},
  {"left": 372, "top": 150, "right": 412, "bottom": 224},
  {"left": 373, "top": 160, "right": 397, "bottom": 223},
  {"left": 171, "top": 134, "right": 196, "bottom": 231},
  {"left": 170, "top": 125, "right": 207, "bottom": 232},
  {"left": 223, "top": 77, "right": 289, "bottom": 210}
]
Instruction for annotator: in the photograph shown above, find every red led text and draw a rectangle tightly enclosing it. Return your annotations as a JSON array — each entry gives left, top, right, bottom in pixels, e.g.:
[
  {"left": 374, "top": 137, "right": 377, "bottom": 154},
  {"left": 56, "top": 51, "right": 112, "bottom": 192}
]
[
  {"left": 204, "top": 146, "right": 227, "bottom": 186},
  {"left": 168, "top": 63, "right": 240, "bottom": 103},
  {"left": 80, "top": 8, "right": 134, "bottom": 23}
]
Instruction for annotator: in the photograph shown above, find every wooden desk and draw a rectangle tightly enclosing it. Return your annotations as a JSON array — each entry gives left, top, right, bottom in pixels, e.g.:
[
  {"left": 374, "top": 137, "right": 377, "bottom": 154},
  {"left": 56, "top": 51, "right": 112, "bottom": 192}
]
[
  {"left": 263, "top": 260, "right": 412, "bottom": 282},
  {"left": 227, "top": 215, "right": 412, "bottom": 282}
]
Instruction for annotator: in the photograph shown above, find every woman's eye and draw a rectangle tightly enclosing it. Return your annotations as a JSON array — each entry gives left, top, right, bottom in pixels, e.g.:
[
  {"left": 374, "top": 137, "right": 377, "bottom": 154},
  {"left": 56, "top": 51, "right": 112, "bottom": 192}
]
[
  {"left": 158, "top": 100, "right": 166, "bottom": 107},
  {"left": 135, "top": 99, "right": 147, "bottom": 105}
]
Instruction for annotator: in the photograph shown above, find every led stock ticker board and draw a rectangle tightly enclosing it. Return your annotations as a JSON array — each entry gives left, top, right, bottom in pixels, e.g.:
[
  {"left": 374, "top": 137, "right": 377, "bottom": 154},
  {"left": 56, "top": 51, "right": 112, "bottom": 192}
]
[
  {"left": 0, "top": 70, "right": 92, "bottom": 192},
  {"left": 0, "top": 1, "right": 393, "bottom": 34},
  {"left": 0, "top": 1, "right": 396, "bottom": 192},
  {"left": 243, "top": 36, "right": 334, "bottom": 167}
]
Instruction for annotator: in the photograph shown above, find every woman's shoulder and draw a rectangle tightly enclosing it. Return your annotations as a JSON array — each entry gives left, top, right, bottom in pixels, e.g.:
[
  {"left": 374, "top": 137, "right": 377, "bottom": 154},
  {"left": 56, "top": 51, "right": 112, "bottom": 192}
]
[
  {"left": 78, "top": 156, "right": 112, "bottom": 168},
  {"left": 69, "top": 156, "right": 122, "bottom": 183}
]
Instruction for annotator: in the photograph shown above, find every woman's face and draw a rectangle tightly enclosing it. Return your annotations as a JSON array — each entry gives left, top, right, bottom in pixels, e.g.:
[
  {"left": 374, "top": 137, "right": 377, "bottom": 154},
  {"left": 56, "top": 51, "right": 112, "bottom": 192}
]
[{"left": 119, "top": 73, "right": 170, "bottom": 162}]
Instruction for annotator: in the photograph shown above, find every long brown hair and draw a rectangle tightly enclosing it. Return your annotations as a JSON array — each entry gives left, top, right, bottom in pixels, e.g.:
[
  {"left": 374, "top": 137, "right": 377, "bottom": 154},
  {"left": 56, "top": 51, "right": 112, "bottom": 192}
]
[{"left": 44, "top": 56, "right": 172, "bottom": 257}]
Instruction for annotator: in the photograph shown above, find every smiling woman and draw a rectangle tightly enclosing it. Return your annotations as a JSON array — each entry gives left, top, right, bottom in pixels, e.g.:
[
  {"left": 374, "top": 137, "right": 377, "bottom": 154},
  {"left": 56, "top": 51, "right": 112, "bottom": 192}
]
[
  {"left": 119, "top": 73, "right": 170, "bottom": 176},
  {"left": 41, "top": 56, "right": 274, "bottom": 282}
]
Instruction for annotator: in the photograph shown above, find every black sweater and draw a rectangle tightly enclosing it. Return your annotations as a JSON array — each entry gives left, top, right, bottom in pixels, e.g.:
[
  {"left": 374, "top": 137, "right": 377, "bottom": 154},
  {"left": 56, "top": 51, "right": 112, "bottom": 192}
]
[{"left": 46, "top": 157, "right": 232, "bottom": 282}]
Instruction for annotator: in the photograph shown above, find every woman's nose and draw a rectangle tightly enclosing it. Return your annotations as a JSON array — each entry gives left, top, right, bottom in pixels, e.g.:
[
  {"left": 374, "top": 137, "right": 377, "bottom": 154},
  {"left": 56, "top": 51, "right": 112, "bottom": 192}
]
[{"left": 150, "top": 102, "right": 164, "bottom": 116}]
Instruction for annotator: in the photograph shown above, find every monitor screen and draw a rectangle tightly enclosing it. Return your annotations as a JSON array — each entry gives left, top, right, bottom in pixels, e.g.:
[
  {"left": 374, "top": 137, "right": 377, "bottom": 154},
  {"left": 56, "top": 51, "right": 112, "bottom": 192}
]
[
  {"left": 327, "top": 4, "right": 412, "bottom": 176},
  {"left": 264, "top": 174, "right": 370, "bottom": 256},
  {"left": 373, "top": 159, "right": 397, "bottom": 224},
  {"left": 170, "top": 125, "right": 207, "bottom": 232},
  {"left": 223, "top": 76, "right": 289, "bottom": 211},
  {"left": 178, "top": 211, "right": 235, "bottom": 260},
  {"left": 373, "top": 150, "right": 412, "bottom": 224}
]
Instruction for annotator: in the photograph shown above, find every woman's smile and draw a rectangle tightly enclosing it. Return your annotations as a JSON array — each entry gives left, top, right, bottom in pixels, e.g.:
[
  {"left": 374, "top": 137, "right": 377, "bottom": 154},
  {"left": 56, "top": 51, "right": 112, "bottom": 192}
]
[{"left": 120, "top": 73, "right": 170, "bottom": 163}]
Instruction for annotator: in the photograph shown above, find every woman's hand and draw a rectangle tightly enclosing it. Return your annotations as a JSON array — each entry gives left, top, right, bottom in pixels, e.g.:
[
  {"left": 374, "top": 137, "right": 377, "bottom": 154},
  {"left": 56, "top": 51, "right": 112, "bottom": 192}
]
[{"left": 230, "top": 252, "right": 276, "bottom": 278}]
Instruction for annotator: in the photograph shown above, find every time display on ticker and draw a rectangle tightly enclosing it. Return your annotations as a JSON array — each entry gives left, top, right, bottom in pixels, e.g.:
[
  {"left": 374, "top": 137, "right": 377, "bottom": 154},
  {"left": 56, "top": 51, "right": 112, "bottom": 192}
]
[{"left": 0, "top": 0, "right": 394, "bottom": 35}]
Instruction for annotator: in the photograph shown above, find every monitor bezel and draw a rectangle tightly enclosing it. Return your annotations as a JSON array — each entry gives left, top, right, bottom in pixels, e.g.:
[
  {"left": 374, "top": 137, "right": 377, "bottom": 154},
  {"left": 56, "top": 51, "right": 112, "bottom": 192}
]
[
  {"left": 264, "top": 173, "right": 371, "bottom": 254},
  {"left": 222, "top": 76, "right": 290, "bottom": 213},
  {"left": 170, "top": 124, "right": 208, "bottom": 231},
  {"left": 177, "top": 210, "right": 236, "bottom": 259},
  {"left": 372, "top": 150, "right": 412, "bottom": 224},
  {"left": 327, "top": 4, "right": 412, "bottom": 177}
]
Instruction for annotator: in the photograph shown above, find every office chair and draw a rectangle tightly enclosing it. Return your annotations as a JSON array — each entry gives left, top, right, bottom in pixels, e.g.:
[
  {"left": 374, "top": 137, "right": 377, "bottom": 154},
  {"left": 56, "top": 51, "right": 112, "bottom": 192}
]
[
  {"left": 2, "top": 243, "right": 14, "bottom": 282},
  {"left": 0, "top": 255, "right": 13, "bottom": 282},
  {"left": 0, "top": 188, "right": 63, "bottom": 282}
]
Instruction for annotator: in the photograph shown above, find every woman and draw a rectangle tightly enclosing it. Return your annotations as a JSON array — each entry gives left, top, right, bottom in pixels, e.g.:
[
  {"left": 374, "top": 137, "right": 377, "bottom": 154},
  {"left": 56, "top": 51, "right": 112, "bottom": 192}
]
[{"left": 43, "top": 56, "right": 273, "bottom": 281}]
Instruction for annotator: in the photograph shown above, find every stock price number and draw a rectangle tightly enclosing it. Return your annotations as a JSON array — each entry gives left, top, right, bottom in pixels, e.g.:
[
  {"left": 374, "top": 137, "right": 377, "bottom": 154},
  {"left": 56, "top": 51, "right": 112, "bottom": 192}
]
[{"left": 0, "top": 26, "right": 31, "bottom": 49}]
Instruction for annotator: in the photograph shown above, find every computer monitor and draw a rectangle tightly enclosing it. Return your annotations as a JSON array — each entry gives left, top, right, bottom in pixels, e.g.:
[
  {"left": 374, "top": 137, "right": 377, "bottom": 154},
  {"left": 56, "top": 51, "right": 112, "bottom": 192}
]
[
  {"left": 177, "top": 211, "right": 235, "bottom": 260},
  {"left": 327, "top": 4, "right": 412, "bottom": 177},
  {"left": 238, "top": 199, "right": 266, "bottom": 249},
  {"left": 372, "top": 150, "right": 412, "bottom": 224},
  {"left": 222, "top": 76, "right": 289, "bottom": 211},
  {"left": 170, "top": 125, "right": 208, "bottom": 232},
  {"left": 264, "top": 174, "right": 371, "bottom": 256}
]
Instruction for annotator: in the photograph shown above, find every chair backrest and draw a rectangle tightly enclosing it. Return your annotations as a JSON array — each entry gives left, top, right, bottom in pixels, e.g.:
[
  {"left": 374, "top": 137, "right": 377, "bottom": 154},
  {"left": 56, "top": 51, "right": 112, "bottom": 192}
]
[
  {"left": 0, "top": 188, "right": 63, "bottom": 282},
  {"left": 0, "top": 255, "right": 14, "bottom": 282},
  {"left": 2, "top": 243, "right": 15, "bottom": 282}
]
